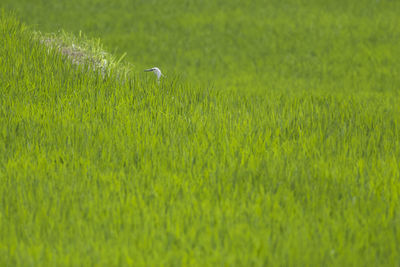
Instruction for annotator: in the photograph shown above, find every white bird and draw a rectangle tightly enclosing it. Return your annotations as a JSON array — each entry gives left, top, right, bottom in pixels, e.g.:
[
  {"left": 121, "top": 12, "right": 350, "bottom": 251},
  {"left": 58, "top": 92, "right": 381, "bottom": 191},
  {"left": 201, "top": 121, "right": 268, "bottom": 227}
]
[{"left": 144, "top": 67, "right": 163, "bottom": 82}]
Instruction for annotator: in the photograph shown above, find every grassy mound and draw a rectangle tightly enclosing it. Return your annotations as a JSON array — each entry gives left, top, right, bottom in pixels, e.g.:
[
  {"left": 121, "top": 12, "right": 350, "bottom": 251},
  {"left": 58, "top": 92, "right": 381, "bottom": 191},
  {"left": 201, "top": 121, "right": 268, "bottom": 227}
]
[{"left": 1, "top": 12, "right": 400, "bottom": 266}]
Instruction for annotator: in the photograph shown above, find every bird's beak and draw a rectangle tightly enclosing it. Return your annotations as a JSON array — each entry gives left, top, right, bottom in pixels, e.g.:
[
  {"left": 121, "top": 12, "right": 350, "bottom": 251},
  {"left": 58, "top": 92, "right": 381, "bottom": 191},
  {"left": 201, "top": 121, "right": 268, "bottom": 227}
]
[{"left": 144, "top": 69, "right": 152, "bottom": 72}]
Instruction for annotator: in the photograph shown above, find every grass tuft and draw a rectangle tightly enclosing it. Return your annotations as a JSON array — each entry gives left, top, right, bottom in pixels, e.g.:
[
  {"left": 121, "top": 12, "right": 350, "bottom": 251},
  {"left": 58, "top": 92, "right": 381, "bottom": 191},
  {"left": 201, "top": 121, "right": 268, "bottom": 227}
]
[{"left": 33, "top": 29, "right": 134, "bottom": 81}]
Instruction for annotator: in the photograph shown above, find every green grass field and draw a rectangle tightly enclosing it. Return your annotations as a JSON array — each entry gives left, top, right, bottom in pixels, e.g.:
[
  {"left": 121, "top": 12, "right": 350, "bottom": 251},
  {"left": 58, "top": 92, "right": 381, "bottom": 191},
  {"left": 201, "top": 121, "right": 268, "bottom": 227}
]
[{"left": 1, "top": 0, "right": 400, "bottom": 266}]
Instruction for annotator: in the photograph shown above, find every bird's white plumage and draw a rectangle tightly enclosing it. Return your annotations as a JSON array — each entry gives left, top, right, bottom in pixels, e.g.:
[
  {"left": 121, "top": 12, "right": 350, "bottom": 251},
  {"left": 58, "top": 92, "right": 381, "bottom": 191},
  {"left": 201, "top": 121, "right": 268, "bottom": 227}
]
[{"left": 144, "top": 67, "right": 163, "bottom": 81}]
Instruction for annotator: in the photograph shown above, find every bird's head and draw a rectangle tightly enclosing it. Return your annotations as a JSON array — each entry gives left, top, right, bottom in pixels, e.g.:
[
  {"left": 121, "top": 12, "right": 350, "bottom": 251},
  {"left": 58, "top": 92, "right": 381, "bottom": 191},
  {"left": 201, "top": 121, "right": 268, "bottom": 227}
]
[{"left": 144, "top": 67, "right": 163, "bottom": 79}]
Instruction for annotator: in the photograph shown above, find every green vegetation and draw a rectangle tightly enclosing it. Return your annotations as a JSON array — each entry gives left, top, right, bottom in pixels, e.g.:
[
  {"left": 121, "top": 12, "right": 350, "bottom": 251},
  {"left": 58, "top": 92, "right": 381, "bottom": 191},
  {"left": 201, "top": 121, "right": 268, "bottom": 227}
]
[
  {"left": 3, "top": 0, "right": 400, "bottom": 91},
  {"left": 1, "top": 0, "right": 400, "bottom": 265}
]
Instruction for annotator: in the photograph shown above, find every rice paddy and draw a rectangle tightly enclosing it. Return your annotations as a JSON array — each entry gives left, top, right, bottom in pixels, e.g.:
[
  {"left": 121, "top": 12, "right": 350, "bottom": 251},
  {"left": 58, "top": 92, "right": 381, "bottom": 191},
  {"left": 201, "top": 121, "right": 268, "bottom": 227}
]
[{"left": 1, "top": 1, "right": 400, "bottom": 266}]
